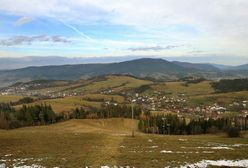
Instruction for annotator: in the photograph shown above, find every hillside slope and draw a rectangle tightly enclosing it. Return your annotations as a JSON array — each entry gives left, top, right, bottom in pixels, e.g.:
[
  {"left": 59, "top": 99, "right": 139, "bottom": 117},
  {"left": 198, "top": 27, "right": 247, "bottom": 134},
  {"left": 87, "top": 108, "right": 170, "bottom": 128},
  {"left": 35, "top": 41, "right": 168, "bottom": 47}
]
[{"left": 0, "top": 58, "right": 246, "bottom": 87}]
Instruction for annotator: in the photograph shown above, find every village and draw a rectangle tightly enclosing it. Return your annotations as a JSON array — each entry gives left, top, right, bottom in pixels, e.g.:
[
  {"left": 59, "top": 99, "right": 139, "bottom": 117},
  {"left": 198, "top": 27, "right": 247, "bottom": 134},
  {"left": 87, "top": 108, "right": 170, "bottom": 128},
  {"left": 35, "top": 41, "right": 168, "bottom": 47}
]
[{"left": 1, "top": 80, "right": 248, "bottom": 122}]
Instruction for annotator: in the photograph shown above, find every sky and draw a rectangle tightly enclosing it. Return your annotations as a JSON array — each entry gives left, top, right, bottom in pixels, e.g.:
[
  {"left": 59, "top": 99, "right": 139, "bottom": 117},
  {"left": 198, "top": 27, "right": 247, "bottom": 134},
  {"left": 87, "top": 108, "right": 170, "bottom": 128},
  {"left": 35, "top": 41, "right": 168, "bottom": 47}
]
[{"left": 0, "top": 0, "right": 247, "bottom": 64}]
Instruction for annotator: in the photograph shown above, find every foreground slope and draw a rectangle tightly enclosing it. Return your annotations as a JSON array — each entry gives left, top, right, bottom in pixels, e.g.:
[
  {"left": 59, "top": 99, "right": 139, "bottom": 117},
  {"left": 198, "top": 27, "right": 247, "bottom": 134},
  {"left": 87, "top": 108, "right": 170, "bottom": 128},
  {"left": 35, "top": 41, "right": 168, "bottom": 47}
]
[{"left": 0, "top": 118, "right": 248, "bottom": 168}]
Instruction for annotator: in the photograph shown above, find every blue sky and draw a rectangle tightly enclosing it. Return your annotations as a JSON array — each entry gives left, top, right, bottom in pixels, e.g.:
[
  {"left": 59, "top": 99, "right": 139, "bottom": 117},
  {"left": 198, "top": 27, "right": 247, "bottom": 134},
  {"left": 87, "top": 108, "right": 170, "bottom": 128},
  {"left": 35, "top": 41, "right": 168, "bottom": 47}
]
[{"left": 0, "top": 0, "right": 247, "bottom": 64}]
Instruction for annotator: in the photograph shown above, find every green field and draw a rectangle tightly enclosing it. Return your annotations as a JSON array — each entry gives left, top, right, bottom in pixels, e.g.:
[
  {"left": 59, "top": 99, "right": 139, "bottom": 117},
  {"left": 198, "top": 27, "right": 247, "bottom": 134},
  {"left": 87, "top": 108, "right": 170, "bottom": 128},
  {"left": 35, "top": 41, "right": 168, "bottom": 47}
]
[
  {"left": 72, "top": 75, "right": 153, "bottom": 94},
  {"left": 0, "top": 95, "right": 24, "bottom": 103},
  {"left": 189, "top": 91, "right": 248, "bottom": 106},
  {"left": 14, "top": 96, "right": 103, "bottom": 113},
  {"left": 149, "top": 81, "right": 214, "bottom": 96},
  {"left": 0, "top": 119, "right": 247, "bottom": 168},
  {"left": 7, "top": 77, "right": 248, "bottom": 113}
]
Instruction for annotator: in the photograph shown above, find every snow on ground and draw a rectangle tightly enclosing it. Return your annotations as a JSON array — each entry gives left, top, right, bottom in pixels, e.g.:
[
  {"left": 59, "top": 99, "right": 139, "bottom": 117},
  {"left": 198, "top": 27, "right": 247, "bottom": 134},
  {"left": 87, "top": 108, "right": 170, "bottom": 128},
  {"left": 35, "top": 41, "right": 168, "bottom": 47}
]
[
  {"left": 202, "top": 151, "right": 214, "bottom": 154},
  {"left": 160, "top": 150, "right": 214, "bottom": 154},
  {"left": 0, "top": 163, "right": 5, "bottom": 168},
  {"left": 13, "top": 164, "right": 45, "bottom": 168},
  {"left": 197, "top": 146, "right": 234, "bottom": 150},
  {"left": 178, "top": 139, "right": 187, "bottom": 141},
  {"left": 206, "top": 143, "right": 248, "bottom": 148},
  {"left": 100, "top": 166, "right": 133, "bottom": 168},
  {"left": 0, "top": 156, "right": 47, "bottom": 168},
  {"left": 160, "top": 150, "right": 173, "bottom": 153},
  {"left": 4, "top": 154, "right": 12, "bottom": 157},
  {"left": 211, "top": 146, "right": 234, "bottom": 150},
  {"left": 232, "top": 144, "right": 248, "bottom": 147},
  {"left": 180, "top": 159, "right": 248, "bottom": 168}
]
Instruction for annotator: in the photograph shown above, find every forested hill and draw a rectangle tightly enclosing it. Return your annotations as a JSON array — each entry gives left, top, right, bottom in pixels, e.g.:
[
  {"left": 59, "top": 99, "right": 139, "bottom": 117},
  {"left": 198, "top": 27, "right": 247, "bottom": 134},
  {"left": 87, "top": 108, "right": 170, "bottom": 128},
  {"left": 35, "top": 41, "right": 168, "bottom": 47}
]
[{"left": 0, "top": 58, "right": 247, "bottom": 87}]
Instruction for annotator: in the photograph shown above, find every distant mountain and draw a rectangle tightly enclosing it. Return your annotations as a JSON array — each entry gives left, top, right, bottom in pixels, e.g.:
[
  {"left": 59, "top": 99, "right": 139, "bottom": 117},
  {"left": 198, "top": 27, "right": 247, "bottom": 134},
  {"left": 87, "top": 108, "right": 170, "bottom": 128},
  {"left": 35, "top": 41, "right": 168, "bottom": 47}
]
[
  {"left": 0, "top": 58, "right": 247, "bottom": 88},
  {"left": 173, "top": 61, "right": 220, "bottom": 71},
  {"left": 1, "top": 56, "right": 247, "bottom": 70},
  {"left": 211, "top": 64, "right": 234, "bottom": 70},
  {"left": 232, "top": 64, "right": 248, "bottom": 70},
  {"left": 0, "top": 56, "right": 143, "bottom": 70},
  {"left": 212, "top": 63, "right": 248, "bottom": 71}
]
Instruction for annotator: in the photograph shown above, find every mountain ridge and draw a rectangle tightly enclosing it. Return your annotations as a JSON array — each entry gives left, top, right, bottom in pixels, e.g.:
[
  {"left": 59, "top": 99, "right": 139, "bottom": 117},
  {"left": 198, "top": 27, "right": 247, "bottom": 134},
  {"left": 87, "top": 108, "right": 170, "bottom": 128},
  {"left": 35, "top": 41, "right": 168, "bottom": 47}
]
[{"left": 0, "top": 58, "right": 247, "bottom": 88}]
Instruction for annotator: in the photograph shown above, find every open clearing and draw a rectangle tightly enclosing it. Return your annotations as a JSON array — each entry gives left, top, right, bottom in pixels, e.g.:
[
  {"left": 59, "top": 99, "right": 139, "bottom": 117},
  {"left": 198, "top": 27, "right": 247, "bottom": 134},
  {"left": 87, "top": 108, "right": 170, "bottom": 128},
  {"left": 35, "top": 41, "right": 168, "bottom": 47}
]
[
  {"left": 0, "top": 95, "right": 23, "bottom": 103},
  {"left": 0, "top": 119, "right": 248, "bottom": 168}
]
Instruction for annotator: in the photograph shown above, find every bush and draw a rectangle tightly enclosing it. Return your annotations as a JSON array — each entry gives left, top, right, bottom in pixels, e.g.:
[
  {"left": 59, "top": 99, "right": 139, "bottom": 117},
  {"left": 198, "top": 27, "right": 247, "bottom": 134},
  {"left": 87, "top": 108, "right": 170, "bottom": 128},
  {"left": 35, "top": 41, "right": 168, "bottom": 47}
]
[
  {"left": 207, "top": 126, "right": 220, "bottom": 134},
  {"left": 227, "top": 127, "right": 240, "bottom": 138}
]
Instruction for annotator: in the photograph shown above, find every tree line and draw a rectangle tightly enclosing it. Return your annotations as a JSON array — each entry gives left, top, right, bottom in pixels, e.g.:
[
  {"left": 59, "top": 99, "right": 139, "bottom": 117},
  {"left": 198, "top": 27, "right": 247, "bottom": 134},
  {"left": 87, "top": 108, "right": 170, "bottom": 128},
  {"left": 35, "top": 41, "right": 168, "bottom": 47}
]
[
  {"left": 70, "top": 104, "right": 142, "bottom": 119},
  {"left": 211, "top": 78, "right": 248, "bottom": 93},
  {"left": 0, "top": 103, "right": 62, "bottom": 129},
  {"left": 138, "top": 114, "right": 248, "bottom": 135}
]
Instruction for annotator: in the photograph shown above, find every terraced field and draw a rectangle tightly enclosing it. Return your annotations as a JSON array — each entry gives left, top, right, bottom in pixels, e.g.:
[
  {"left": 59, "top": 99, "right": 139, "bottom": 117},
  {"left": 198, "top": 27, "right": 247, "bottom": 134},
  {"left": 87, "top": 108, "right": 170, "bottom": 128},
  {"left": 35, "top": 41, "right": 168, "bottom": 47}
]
[{"left": 0, "top": 119, "right": 247, "bottom": 168}]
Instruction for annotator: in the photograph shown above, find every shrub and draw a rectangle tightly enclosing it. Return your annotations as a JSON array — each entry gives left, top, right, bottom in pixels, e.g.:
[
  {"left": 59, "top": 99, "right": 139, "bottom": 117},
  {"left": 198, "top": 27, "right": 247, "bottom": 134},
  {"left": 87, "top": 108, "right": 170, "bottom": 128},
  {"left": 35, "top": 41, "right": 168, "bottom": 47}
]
[
  {"left": 227, "top": 127, "right": 240, "bottom": 138},
  {"left": 207, "top": 126, "right": 220, "bottom": 134}
]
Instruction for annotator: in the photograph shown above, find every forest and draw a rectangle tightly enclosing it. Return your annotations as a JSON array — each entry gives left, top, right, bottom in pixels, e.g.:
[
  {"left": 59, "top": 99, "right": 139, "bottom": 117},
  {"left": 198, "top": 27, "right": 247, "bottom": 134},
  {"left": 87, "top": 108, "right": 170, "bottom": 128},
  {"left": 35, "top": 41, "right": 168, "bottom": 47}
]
[
  {"left": 0, "top": 103, "right": 60, "bottom": 129},
  {"left": 138, "top": 114, "right": 248, "bottom": 135},
  {"left": 211, "top": 78, "right": 248, "bottom": 92}
]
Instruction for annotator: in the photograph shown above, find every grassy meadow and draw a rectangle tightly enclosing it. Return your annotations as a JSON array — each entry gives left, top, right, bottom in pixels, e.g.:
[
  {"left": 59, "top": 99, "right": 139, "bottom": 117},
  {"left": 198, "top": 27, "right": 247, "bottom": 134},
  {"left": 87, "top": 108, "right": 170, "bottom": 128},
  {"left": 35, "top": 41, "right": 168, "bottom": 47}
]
[
  {"left": 148, "top": 81, "right": 214, "bottom": 96},
  {"left": 0, "top": 119, "right": 248, "bottom": 168},
  {"left": 0, "top": 95, "right": 23, "bottom": 103}
]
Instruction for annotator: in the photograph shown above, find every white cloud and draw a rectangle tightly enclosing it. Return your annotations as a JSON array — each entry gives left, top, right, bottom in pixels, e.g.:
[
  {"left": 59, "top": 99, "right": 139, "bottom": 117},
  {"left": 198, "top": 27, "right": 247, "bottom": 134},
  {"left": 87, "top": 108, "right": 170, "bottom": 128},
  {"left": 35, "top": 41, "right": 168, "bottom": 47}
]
[
  {"left": 0, "top": 35, "right": 70, "bottom": 46},
  {"left": 14, "top": 16, "right": 33, "bottom": 26},
  {"left": 0, "top": 0, "right": 248, "bottom": 57}
]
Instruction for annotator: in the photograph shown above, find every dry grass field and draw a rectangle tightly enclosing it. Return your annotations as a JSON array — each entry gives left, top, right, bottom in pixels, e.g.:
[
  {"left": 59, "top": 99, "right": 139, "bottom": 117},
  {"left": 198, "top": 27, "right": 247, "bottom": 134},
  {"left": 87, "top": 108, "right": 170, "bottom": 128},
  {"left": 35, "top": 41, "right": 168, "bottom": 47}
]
[
  {"left": 0, "top": 95, "right": 23, "bottom": 103},
  {"left": 149, "top": 81, "right": 214, "bottom": 96},
  {"left": 0, "top": 118, "right": 247, "bottom": 168}
]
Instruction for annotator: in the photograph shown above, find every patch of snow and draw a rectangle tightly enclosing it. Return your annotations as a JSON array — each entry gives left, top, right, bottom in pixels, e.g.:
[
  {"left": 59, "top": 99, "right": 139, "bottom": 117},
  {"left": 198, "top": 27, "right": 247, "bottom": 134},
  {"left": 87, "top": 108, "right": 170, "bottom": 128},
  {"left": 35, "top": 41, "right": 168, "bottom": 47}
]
[
  {"left": 197, "top": 147, "right": 208, "bottom": 149},
  {"left": 119, "top": 145, "right": 125, "bottom": 148},
  {"left": 178, "top": 139, "right": 187, "bottom": 141},
  {"left": 0, "top": 163, "right": 5, "bottom": 168},
  {"left": 145, "top": 150, "right": 153, "bottom": 153},
  {"left": 4, "top": 154, "right": 12, "bottom": 157},
  {"left": 211, "top": 146, "right": 234, "bottom": 150},
  {"left": 101, "top": 166, "right": 110, "bottom": 168},
  {"left": 160, "top": 150, "right": 173, "bottom": 153},
  {"left": 13, "top": 164, "right": 45, "bottom": 168},
  {"left": 232, "top": 144, "right": 248, "bottom": 147},
  {"left": 149, "top": 146, "right": 158, "bottom": 148},
  {"left": 180, "top": 159, "right": 248, "bottom": 168},
  {"left": 112, "top": 134, "right": 127, "bottom": 136},
  {"left": 197, "top": 145, "right": 235, "bottom": 150},
  {"left": 202, "top": 151, "right": 214, "bottom": 154},
  {"left": 148, "top": 139, "right": 153, "bottom": 143}
]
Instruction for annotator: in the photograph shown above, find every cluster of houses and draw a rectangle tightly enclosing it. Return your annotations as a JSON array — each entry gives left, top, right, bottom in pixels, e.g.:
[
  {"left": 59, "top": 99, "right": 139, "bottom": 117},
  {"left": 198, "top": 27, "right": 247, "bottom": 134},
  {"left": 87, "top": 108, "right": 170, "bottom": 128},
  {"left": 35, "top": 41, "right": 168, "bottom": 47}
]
[
  {"left": 125, "top": 91, "right": 248, "bottom": 118},
  {"left": 0, "top": 83, "right": 79, "bottom": 98},
  {"left": 1, "top": 82, "right": 248, "bottom": 119}
]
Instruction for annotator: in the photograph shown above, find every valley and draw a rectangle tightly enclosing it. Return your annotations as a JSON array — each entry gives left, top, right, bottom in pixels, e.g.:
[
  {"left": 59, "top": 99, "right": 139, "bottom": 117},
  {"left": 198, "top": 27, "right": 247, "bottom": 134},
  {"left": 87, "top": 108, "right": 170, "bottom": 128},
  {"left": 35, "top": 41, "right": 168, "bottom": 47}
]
[{"left": 1, "top": 66, "right": 248, "bottom": 168}]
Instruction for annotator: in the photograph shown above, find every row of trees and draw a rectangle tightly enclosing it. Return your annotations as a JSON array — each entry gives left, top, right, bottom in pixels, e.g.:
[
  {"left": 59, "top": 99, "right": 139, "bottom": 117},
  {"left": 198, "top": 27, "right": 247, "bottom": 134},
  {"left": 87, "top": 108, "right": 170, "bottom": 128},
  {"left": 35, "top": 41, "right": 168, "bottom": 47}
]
[
  {"left": 71, "top": 104, "right": 142, "bottom": 119},
  {"left": 0, "top": 103, "right": 61, "bottom": 129},
  {"left": 138, "top": 114, "right": 248, "bottom": 135},
  {"left": 211, "top": 78, "right": 248, "bottom": 93}
]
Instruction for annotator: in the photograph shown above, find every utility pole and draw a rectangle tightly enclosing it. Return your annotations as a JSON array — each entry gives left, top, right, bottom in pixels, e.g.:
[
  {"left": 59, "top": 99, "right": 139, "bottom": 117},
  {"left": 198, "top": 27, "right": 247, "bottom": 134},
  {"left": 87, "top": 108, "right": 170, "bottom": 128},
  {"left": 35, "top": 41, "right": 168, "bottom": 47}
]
[
  {"left": 167, "top": 124, "right": 171, "bottom": 135},
  {"left": 162, "top": 117, "right": 166, "bottom": 135},
  {"left": 132, "top": 104, "right": 134, "bottom": 137},
  {"left": 131, "top": 99, "right": 136, "bottom": 137}
]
